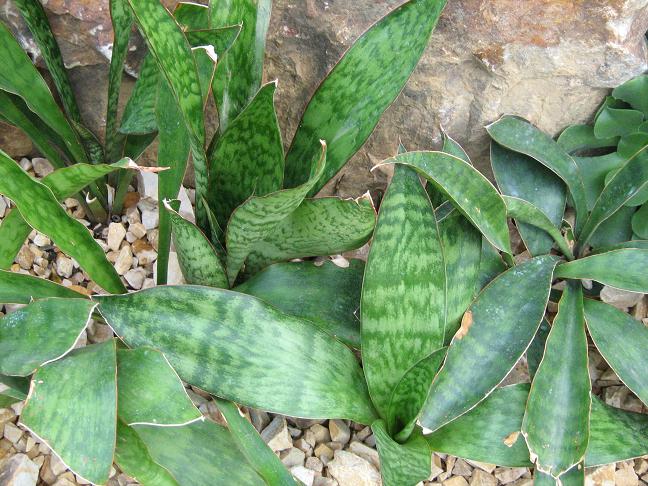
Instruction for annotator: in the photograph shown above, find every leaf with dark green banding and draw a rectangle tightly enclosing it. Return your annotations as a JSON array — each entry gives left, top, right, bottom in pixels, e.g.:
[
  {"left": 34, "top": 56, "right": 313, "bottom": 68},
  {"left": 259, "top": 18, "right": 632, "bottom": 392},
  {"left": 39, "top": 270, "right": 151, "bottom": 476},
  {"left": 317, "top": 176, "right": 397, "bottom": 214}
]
[
  {"left": 216, "top": 399, "right": 297, "bottom": 486},
  {"left": 115, "top": 421, "right": 180, "bottom": 486},
  {"left": 174, "top": 2, "right": 209, "bottom": 29},
  {"left": 578, "top": 145, "right": 648, "bottom": 249},
  {"left": 420, "top": 255, "right": 557, "bottom": 433},
  {"left": 245, "top": 196, "right": 376, "bottom": 274},
  {"left": 117, "top": 347, "right": 202, "bottom": 426},
  {"left": 388, "top": 347, "right": 446, "bottom": 440},
  {"left": 0, "top": 151, "right": 126, "bottom": 294},
  {"left": 0, "top": 23, "right": 87, "bottom": 164},
  {"left": 594, "top": 106, "right": 644, "bottom": 139},
  {"left": 486, "top": 116, "right": 588, "bottom": 234},
  {"left": 585, "top": 299, "right": 648, "bottom": 407},
  {"left": 120, "top": 55, "right": 160, "bottom": 135},
  {"left": 589, "top": 205, "right": 635, "bottom": 249},
  {"left": 555, "top": 249, "right": 648, "bottom": 292},
  {"left": 439, "top": 210, "right": 483, "bottom": 339},
  {"left": 491, "top": 142, "right": 566, "bottom": 256},
  {"left": 522, "top": 282, "right": 590, "bottom": 479},
  {"left": 427, "top": 130, "right": 471, "bottom": 206},
  {"left": 573, "top": 153, "right": 626, "bottom": 210},
  {"left": 185, "top": 26, "right": 242, "bottom": 55},
  {"left": 225, "top": 142, "right": 326, "bottom": 285},
  {"left": 95, "top": 285, "right": 377, "bottom": 424},
  {"left": 476, "top": 238, "right": 506, "bottom": 292},
  {"left": 613, "top": 75, "right": 648, "bottom": 116},
  {"left": 632, "top": 203, "right": 648, "bottom": 239},
  {"left": 284, "top": 0, "right": 446, "bottom": 194},
  {"left": 207, "top": 81, "right": 284, "bottom": 227},
  {"left": 164, "top": 201, "right": 227, "bottom": 288},
  {"left": 557, "top": 124, "right": 618, "bottom": 154},
  {"left": 502, "top": 196, "right": 573, "bottom": 259},
  {"left": 0, "top": 298, "right": 95, "bottom": 376},
  {"left": 20, "top": 340, "right": 117, "bottom": 485},
  {"left": 381, "top": 151, "right": 511, "bottom": 254},
  {"left": 0, "top": 271, "right": 84, "bottom": 304},
  {"left": 362, "top": 164, "right": 446, "bottom": 422},
  {"left": 235, "top": 260, "right": 364, "bottom": 348},
  {"left": 134, "top": 420, "right": 265, "bottom": 485},
  {"left": 373, "top": 420, "right": 431, "bottom": 486},
  {"left": 527, "top": 319, "right": 550, "bottom": 379},
  {"left": 209, "top": 0, "right": 272, "bottom": 132}
]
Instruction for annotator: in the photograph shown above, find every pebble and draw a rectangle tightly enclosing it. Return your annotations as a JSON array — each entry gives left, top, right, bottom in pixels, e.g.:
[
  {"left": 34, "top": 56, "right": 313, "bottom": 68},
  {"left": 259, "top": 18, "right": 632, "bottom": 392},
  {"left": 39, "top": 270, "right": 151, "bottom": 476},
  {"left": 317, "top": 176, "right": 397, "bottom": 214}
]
[
  {"left": 107, "top": 223, "right": 127, "bottom": 252},
  {"left": 470, "top": 469, "right": 497, "bottom": 486},
  {"left": 55, "top": 255, "right": 74, "bottom": 279},
  {"left": 0, "top": 453, "right": 40, "bottom": 486},
  {"left": 329, "top": 420, "right": 350, "bottom": 445},
  {"left": 291, "top": 465, "right": 316, "bottom": 486},
  {"left": 494, "top": 467, "right": 527, "bottom": 484},
  {"left": 327, "top": 450, "right": 381, "bottom": 486},
  {"left": 586, "top": 463, "right": 615, "bottom": 486},
  {"left": 138, "top": 199, "right": 159, "bottom": 230},
  {"left": 281, "top": 447, "right": 306, "bottom": 468},
  {"left": 114, "top": 245, "right": 133, "bottom": 275},
  {"left": 261, "top": 416, "right": 293, "bottom": 452},
  {"left": 310, "top": 424, "right": 331, "bottom": 445},
  {"left": 347, "top": 441, "right": 380, "bottom": 470},
  {"left": 0, "top": 196, "right": 7, "bottom": 218},
  {"left": 4, "top": 423, "right": 23, "bottom": 443},
  {"left": 32, "top": 158, "right": 54, "bottom": 177},
  {"left": 129, "top": 222, "right": 147, "bottom": 240},
  {"left": 32, "top": 233, "right": 50, "bottom": 247},
  {"left": 16, "top": 246, "right": 34, "bottom": 270},
  {"left": 124, "top": 268, "right": 146, "bottom": 290},
  {"left": 600, "top": 286, "right": 644, "bottom": 310},
  {"left": 445, "top": 477, "right": 469, "bottom": 486}
]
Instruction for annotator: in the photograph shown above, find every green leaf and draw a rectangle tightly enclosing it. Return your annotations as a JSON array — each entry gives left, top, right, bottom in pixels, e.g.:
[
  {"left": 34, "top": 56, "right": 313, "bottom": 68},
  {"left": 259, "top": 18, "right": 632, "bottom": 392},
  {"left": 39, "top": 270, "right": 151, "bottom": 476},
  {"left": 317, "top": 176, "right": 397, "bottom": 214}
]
[
  {"left": 632, "top": 203, "right": 648, "bottom": 239},
  {"left": 361, "top": 164, "right": 446, "bottom": 422},
  {"left": 284, "top": 0, "right": 447, "bottom": 194},
  {"left": 476, "top": 238, "right": 506, "bottom": 291},
  {"left": 207, "top": 81, "right": 284, "bottom": 227},
  {"left": 420, "top": 255, "right": 557, "bottom": 433},
  {"left": 20, "top": 340, "right": 117, "bottom": 485},
  {"left": 95, "top": 285, "right": 377, "bottom": 423},
  {"left": 585, "top": 299, "right": 648, "bottom": 407},
  {"left": 120, "top": 55, "right": 160, "bottom": 135},
  {"left": 235, "top": 260, "right": 364, "bottom": 348},
  {"left": 0, "top": 270, "right": 85, "bottom": 304},
  {"left": 555, "top": 249, "right": 648, "bottom": 292},
  {"left": 439, "top": 211, "right": 482, "bottom": 339},
  {"left": 0, "top": 151, "right": 126, "bottom": 294},
  {"left": 573, "top": 153, "right": 626, "bottom": 210},
  {"left": 594, "top": 106, "right": 644, "bottom": 139},
  {"left": 486, "top": 116, "right": 588, "bottom": 235},
  {"left": 527, "top": 319, "right": 550, "bottom": 379},
  {"left": 0, "top": 298, "right": 95, "bottom": 376},
  {"left": 522, "top": 282, "right": 590, "bottom": 479},
  {"left": 115, "top": 420, "right": 180, "bottom": 486},
  {"left": 612, "top": 75, "right": 648, "bottom": 116},
  {"left": 534, "top": 464, "right": 584, "bottom": 486},
  {"left": 0, "top": 375, "right": 29, "bottom": 400},
  {"left": 557, "top": 124, "right": 618, "bottom": 154},
  {"left": 0, "top": 23, "right": 87, "bottom": 164},
  {"left": 372, "top": 420, "right": 431, "bottom": 486},
  {"left": 245, "top": 196, "right": 376, "bottom": 274},
  {"left": 382, "top": 151, "right": 512, "bottom": 254},
  {"left": 216, "top": 399, "right": 297, "bottom": 486},
  {"left": 164, "top": 201, "right": 227, "bottom": 288},
  {"left": 174, "top": 2, "right": 210, "bottom": 29},
  {"left": 502, "top": 196, "right": 573, "bottom": 259},
  {"left": 588, "top": 205, "right": 635, "bottom": 249},
  {"left": 134, "top": 420, "right": 265, "bottom": 485},
  {"left": 0, "top": 394, "right": 20, "bottom": 408},
  {"left": 491, "top": 142, "right": 566, "bottom": 256},
  {"left": 117, "top": 347, "right": 202, "bottom": 426},
  {"left": 591, "top": 239, "right": 648, "bottom": 253},
  {"left": 225, "top": 142, "right": 326, "bottom": 285},
  {"left": 210, "top": 0, "right": 272, "bottom": 132},
  {"left": 428, "top": 129, "right": 471, "bottom": 206}
]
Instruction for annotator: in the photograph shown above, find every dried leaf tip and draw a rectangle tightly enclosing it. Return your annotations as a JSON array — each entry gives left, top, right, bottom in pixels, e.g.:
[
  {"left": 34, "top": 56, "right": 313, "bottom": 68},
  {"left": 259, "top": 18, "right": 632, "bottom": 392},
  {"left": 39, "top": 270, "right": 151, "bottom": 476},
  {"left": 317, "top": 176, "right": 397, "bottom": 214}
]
[{"left": 455, "top": 310, "right": 473, "bottom": 340}]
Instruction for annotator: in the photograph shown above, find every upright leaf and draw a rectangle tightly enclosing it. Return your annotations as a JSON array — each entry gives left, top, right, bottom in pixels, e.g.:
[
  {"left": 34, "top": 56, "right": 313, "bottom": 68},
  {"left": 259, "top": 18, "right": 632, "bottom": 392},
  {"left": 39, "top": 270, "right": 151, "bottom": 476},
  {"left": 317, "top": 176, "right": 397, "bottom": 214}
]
[
  {"left": 557, "top": 124, "right": 618, "bottom": 153},
  {"left": 573, "top": 153, "right": 626, "bottom": 210},
  {"left": 284, "top": 0, "right": 447, "bottom": 193},
  {"left": 20, "top": 340, "right": 117, "bottom": 485},
  {"left": 594, "top": 106, "right": 643, "bottom": 139},
  {"left": 522, "top": 282, "right": 590, "bottom": 479},
  {"left": 420, "top": 256, "right": 557, "bottom": 433},
  {"left": 362, "top": 164, "right": 446, "bottom": 422},
  {"left": 119, "top": 55, "right": 160, "bottom": 135},
  {"left": 612, "top": 75, "right": 648, "bottom": 116},
  {"left": 0, "top": 271, "right": 84, "bottom": 304},
  {"left": 95, "top": 286, "right": 377, "bottom": 423},
  {"left": 632, "top": 203, "right": 648, "bottom": 239}
]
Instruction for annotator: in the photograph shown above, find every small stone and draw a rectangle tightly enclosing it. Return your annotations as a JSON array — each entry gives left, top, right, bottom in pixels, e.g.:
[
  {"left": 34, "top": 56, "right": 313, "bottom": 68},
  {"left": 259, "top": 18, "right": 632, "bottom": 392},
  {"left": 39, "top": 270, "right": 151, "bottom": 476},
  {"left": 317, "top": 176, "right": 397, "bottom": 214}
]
[
  {"left": 305, "top": 456, "right": 323, "bottom": 473},
  {"left": 354, "top": 426, "right": 371, "bottom": 442},
  {"left": 129, "top": 222, "right": 147, "bottom": 240},
  {"left": 494, "top": 467, "right": 528, "bottom": 484},
  {"left": 347, "top": 441, "right": 380, "bottom": 470},
  {"left": 56, "top": 255, "right": 74, "bottom": 278},
  {"left": 88, "top": 322, "right": 114, "bottom": 344},
  {"left": 138, "top": 199, "right": 159, "bottom": 230},
  {"left": 137, "top": 171, "right": 158, "bottom": 201},
  {"left": 444, "top": 477, "right": 469, "bottom": 486},
  {"left": 32, "top": 158, "right": 54, "bottom": 177},
  {"left": 281, "top": 447, "right": 306, "bottom": 468},
  {"left": 4, "top": 423, "right": 23, "bottom": 443},
  {"left": 313, "top": 478, "right": 338, "bottom": 486},
  {"left": 313, "top": 444, "right": 333, "bottom": 464},
  {"left": 0, "top": 408, "right": 16, "bottom": 425},
  {"left": 147, "top": 229, "right": 159, "bottom": 250},
  {"left": 616, "top": 465, "right": 639, "bottom": 486},
  {"left": 123, "top": 192, "right": 140, "bottom": 210},
  {"left": 132, "top": 240, "right": 157, "bottom": 266},
  {"left": 0, "top": 453, "right": 40, "bottom": 486},
  {"left": 291, "top": 465, "right": 316, "bottom": 486},
  {"left": 470, "top": 469, "right": 497, "bottom": 486},
  {"left": 429, "top": 454, "right": 444, "bottom": 481},
  {"left": 310, "top": 424, "right": 330, "bottom": 444},
  {"left": 467, "top": 461, "right": 496, "bottom": 474},
  {"left": 585, "top": 464, "right": 615, "bottom": 486},
  {"left": 329, "top": 420, "right": 350, "bottom": 444},
  {"left": 327, "top": 450, "right": 381, "bottom": 486},
  {"left": 454, "top": 459, "right": 473, "bottom": 476},
  {"left": 124, "top": 268, "right": 146, "bottom": 290},
  {"left": 261, "top": 416, "right": 292, "bottom": 452},
  {"left": 125, "top": 205, "right": 141, "bottom": 225},
  {"left": 165, "top": 251, "right": 184, "bottom": 285},
  {"left": 600, "top": 286, "right": 644, "bottom": 310},
  {"left": 364, "top": 434, "right": 376, "bottom": 448},
  {"left": 114, "top": 245, "right": 133, "bottom": 275},
  {"left": 19, "top": 158, "right": 32, "bottom": 171},
  {"left": 635, "top": 459, "right": 648, "bottom": 476},
  {"left": 107, "top": 223, "right": 127, "bottom": 252},
  {"left": 142, "top": 278, "right": 155, "bottom": 290},
  {"left": 49, "top": 453, "right": 67, "bottom": 476},
  {"left": 52, "top": 478, "right": 76, "bottom": 486},
  {"left": 16, "top": 246, "right": 34, "bottom": 270},
  {"left": 0, "top": 197, "right": 7, "bottom": 218},
  {"left": 32, "top": 233, "right": 50, "bottom": 247}
]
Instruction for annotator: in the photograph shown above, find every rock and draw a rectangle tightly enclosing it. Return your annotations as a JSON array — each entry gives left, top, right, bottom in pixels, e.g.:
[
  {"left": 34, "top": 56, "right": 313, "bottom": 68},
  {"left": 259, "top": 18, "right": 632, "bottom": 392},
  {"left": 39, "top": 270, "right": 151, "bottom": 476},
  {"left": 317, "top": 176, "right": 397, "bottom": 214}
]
[
  {"left": 124, "top": 267, "right": 146, "bottom": 290},
  {"left": 314, "top": 443, "right": 334, "bottom": 464},
  {"left": 137, "top": 199, "right": 159, "bottom": 230},
  {"left": 470, "top": 469, "right": 497, "bottom": 486},
  {"left": 429, "top": 454, "right": 444, "bottom": 481},
  {"left": 132, "top": 240, "right": 157, "bottom": 266},
  {"left": 31, "top": 158, "right": 54, "bottom": 178},
  {"left": 305, "top": 456, "right": 323, "bottom": 473},
  {"left": 291, "top": 465, "right": 316, "bottom": 486},
  {"left": 15, "top": 247, "right": 33, "bottom": 271},
  {"left": 467, "top": 461, "right": 496, "bottom": 474},
  {"left": 107, "top": 223, "right": 127, "bottom": 252},
  {"left": 453, "top": 459, "right": 473, "bottom": 477},
  {"left": 281, "top": 447, "right": 306, "bottom": 468},
  {"left": 329, "top": 420, "right": 350, "bottom": 445},
  {"left": 52, "top": 478, "right": 77, "bottom": 486},
  {"left": 0, "top": 408, "right": 16, "bottom": 425},
  {"left": 310, "top": 424, "right": 330, "bottom": 444},
  {"left": 444, "top": 477, "right": 469, "bottom": 486},
  {"left": 249, "top": 409, "right": 271, "bottom": 432},
  {"left": 600, "top": 286, "right": 644, "bottom": 310},
  {"left": 586, "top": 464, "right": 616, "bottom": 486},
  {"left": 327, "top": 450, "right": 382, "bottom": 486},
  {"left": 49, "top": 453, "right": 68, "bottom": 477},
  {"left": 55, "top": 255, "right": 74, "bottom": 278},
  {"left": 165, "top": 251, "right": 185, "bottom": 285},
  {"left": 125, "top": 206, "right": 141, "bottom": 225},
  {"left": 0, "top": 122, "right": 32, "bottom": 159},
  {"left": 3, "top": 423, "right": 23, "bottom": 444},
  {"left": 616, "top": 465, "right": 639, "bottom": 486},
  {"left": 0, "top": 453, "right": 40, "bottom": 486},
  {"left": 129, "top": 222, "right": 147, "bottom": 240},
  {"left": 261, "top": 416, "right": 293, "bottom": 452},
  {"left": 313, "top": 478, "right": 338, "bottom": 486},
  {"left": 32, "top": 233, "right": 51, "bottom": 247},
  {"left": 0, "top": 197, "right": 7, "bottom": 218},
  {"left": 137, "top": 171, "right": 158, "bottom": 201},
  {"left": 114, "top": 245, "right": 133, "bottom": 275},
  {"left": 494, "top": 467, "right": 528, "bottom": 484},
  {"left": 88, "top": 322, "right": 114, "bottom": 344},
  {"left": 347, "top": 441, "right": 380, "bottom": 470}
]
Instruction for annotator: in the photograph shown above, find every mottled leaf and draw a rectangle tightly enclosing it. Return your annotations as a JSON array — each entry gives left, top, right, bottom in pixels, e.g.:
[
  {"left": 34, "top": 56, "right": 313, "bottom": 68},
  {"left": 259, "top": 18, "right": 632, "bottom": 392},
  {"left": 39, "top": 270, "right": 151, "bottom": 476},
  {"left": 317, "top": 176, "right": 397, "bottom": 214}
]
[
  {"left": 573, "top": 153, "right": 626, "bottom": 210},
  {"left": 632, "top": 203, "right": 648, "bottom": 239},
  {"left": 612, "top": 75, "right": 648, "bottom": 116},
  {"left": 120, "top": 55, "right": 160, "bottom": 135},
  {"left": 588, "top": 205, "right": 635, "bottom": 249},
  {"left": 476, "top": 238, "right": 506, "bottom": 291},
  {"left": 0, "top": 271, "right": 84, "bottom": 304},
  {"left": 557, "top": 124, "right": 618, "bottom": 154},
  {"left": 527, "top": 319, "right": 550, "bottom": 379},
  {"left": 594, "top": 106, "right": 643, "bottom": 139}
]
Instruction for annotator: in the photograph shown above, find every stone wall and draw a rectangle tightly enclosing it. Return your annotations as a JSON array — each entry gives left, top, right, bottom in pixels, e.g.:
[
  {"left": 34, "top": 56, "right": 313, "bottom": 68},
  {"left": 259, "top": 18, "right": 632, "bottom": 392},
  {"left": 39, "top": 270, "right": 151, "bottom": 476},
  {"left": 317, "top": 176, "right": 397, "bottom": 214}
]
[{"left": 2, "top": 0, "right": 648, "bottom": 196}]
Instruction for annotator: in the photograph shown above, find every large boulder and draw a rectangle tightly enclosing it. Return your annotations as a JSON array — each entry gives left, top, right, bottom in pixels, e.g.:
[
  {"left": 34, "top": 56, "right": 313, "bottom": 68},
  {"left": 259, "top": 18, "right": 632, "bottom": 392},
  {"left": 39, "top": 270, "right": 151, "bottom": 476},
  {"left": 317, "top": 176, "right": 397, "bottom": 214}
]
[{"left": 1, "top": 0, "right": 648, "bottom": 195}]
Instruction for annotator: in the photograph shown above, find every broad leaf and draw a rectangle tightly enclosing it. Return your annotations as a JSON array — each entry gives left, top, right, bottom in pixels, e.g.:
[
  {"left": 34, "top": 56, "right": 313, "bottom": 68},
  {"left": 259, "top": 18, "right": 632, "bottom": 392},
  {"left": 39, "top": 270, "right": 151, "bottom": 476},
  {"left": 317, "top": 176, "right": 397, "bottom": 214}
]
[
  {"left": 207, "top": 81, "right": 284, "bottom": 227},
  {"left": 0, "top": 151, "right": 126, "bottom": 294},
  {"left": 284, "top": 0, "right": 447, "bottom": 194},
  {"left": 557, "top": 124, "right": 618, "bottom": 153},
  {"left": 522, "top": 282, "right": 590, "bottom": 479},
  {"left": 95, "top": 286, "right": 377, "bottom": 423},
  {"left": 0, "top": 375, "right": 29, "bottom": 400},
  {"left": 235, "top": 260, "right": 364, "bottom": 348},
  {"left": 420, "top": 255, "right": 557, "bottom": 433},
  {"left": 174, "top": 2, "right": 209, "bottom": 29},
  {"left": 491, "top": 142, "right": 566, "bottom": 256},
  {"left": 428, "top": 130, "right": 471, "bottom": 206},
  {"left": 216, "top": 399, "right": 297, "bottom": 486},
  {"left": 117, "top": 347, "right": 202, "bottom": 426},
  {"left": 632, "top": 203, "right": 648, "bottom": 239},
  {"left": 534, "top": 465, "right": 584, "bottom": 486},
  {"left": 612, "top": 75, "right": 648, "bottom": 116},
  {"left": 588, "top": 205, "right": 635, "bottom": 249},
  {"left": 573, "top": 153, "right": 626, "bottom": 210},
  {"left": 20, "top": 340, "right": 117, "bottom": 485},
  {"left": 362, "top": 164, "right": 446, "bottom": 421},
  {"left": 120, "top": 55, "right": 160, "bottom": 135},
  {"left": 585, "top": 299, "right": 648, "bottom": 407},
  {"left": 245, "top": 196, "right": 376, "bottom": 274},
  {"left": 0, "top": 271, "right": 84, "bottom": 304},
  {"left": 225, "top": 142, "right": 326, "bottom": 285},
  {"left": 555, "top": 249, "right": 648, "bottom": 292},
  {"left": 594, "top": 106, "right": 643, "bottom": 139},
  {"left": 527, "top": 319, "right": 550, "bottom": 379},
  {"left": 486, "top": 116, "right": 588, "bottom": 234},
  {"left": 476, "top": 238, "right": 506, "bottom": 291},
  {"left": 0, "top": 298, "right": 95, "bottom": 376}
]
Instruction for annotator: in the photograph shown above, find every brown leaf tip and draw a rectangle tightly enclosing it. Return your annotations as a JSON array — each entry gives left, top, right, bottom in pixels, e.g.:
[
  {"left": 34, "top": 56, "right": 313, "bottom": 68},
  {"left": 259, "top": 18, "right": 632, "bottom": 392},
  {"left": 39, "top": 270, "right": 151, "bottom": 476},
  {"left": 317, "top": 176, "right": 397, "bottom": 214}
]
[{"left": 455, "top": 310, "right": 473, "bottom": 340}]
